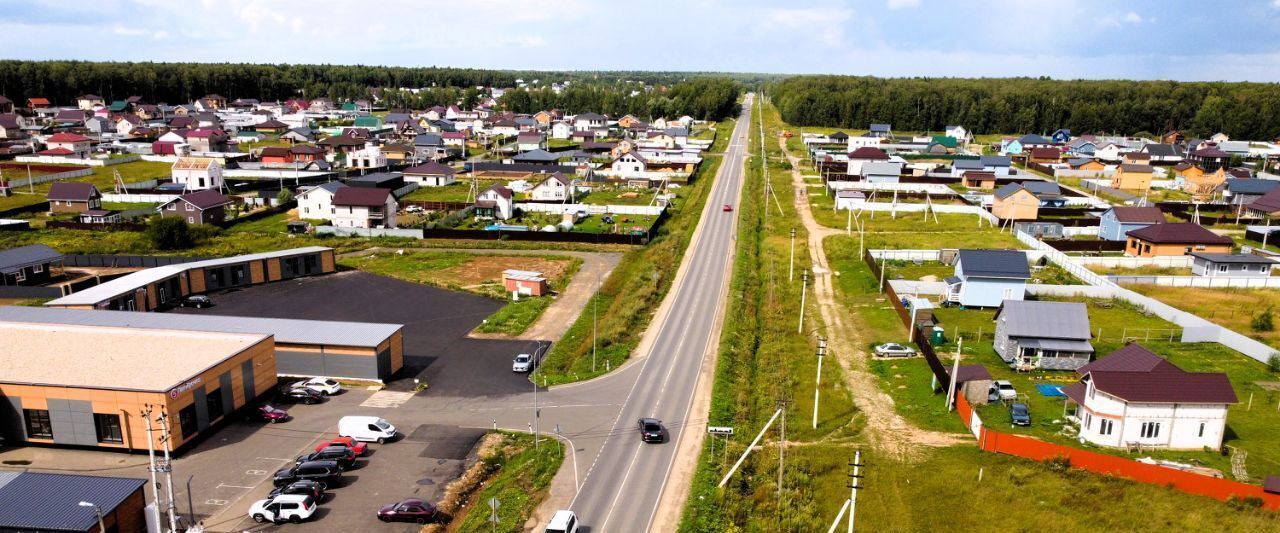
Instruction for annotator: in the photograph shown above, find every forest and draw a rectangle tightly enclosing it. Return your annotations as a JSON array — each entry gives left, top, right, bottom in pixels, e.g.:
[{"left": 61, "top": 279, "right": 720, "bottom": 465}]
[
  {"left": 0, "top": 60, "right": 762, "bottom": 113},
  {"left": 497, "top": 78, "right": 743, "bottom": 121},
  {"left": 770, "top": 76, "right": 1280, "bottom": 140}
]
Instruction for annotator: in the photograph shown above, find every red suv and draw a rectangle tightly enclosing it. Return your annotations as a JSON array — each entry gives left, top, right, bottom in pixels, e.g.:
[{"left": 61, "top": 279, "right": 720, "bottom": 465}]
[{"left": 315, "top": 437, "right": 368, "bottom": 456}]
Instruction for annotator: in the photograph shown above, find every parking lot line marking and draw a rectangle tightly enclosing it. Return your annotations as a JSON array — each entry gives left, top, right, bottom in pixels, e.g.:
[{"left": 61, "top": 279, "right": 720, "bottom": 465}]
[
  {"left": 217, "top": 483, "right": 255, "bottom": 490},
  {"left": 244, "top": 470, "right": 268, "bottom": 475},
  {"left": 256, "top": 457, "right": 293, "bottom": 461},
  {"left": 204, "top": 499, "right": 229, "bottom": 506}
]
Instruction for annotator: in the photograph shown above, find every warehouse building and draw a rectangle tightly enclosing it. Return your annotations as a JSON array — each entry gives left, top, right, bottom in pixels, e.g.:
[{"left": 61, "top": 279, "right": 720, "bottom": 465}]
[
  {"left": 0, "top": 472, "right": 147, "bottom": 533},
  {"left": 0, "top": 306, "right": 405, "bottom": 383},
  {"left": 0, "top": 322, "right": 277, "bottom": 453},
  {"left": 44, "top": 246, "right": 336, "bottom": 311}
]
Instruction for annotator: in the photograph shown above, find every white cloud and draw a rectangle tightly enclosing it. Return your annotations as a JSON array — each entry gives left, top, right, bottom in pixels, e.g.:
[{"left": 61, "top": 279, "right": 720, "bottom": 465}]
[
  {"left": 1097, "top": 10, "right": 1144, "bottom": 28},
  {"left": 761, "top": 7, "right": 854, "bottom": 47},
  {"left": 111, "top": 25, "right": 148, "bottom": 37},
  {"left": 1124, "top": 11, "right": 1143, "bottom": 24},
  {"left": 887, "top": 0, "right": 920, "bottom": 8}
]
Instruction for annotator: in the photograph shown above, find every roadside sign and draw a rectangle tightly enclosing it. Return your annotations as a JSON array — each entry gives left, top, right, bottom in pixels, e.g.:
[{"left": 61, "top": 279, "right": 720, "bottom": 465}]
[
  {"left": 708, "top": 426, "right": 734, "bottom": 436},
  {"left": 489, "top": 497, "right": 500, "bottom": 510}
]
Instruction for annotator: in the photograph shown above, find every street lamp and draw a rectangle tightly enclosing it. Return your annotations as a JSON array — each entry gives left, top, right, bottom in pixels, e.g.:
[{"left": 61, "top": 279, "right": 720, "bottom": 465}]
[{"left": 78, "top": 501, "right": 105, "bottom": 533}]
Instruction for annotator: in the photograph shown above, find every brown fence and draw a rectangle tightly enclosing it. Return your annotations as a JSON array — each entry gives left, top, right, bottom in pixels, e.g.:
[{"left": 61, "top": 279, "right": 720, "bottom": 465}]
[
  {"left": 1041, "top": 239, "right": 1127, "bottom": 253},
  {"left": 864, "top": 248, "right": 952, "bottom": 384},
  {"left": 401, "top": 200, "right": 472, "bottom": 211}
]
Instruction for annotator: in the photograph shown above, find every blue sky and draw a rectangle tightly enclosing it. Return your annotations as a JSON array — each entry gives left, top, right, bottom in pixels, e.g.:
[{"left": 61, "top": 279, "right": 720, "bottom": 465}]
[{"left": 3, "top": 0, "right": 1280, "bottom": 81}]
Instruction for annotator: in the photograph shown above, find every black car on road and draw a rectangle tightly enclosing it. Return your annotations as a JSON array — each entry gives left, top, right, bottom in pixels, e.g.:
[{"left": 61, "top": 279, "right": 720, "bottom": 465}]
[
  {"left": 273, "top": 460, "right": 343, "bottom": 488},
  {"left": 277, "top": 386, "right": 323, "bottom": 405},
  {"left": 297, "top": 446, "right": 358, "bottom": 470},
  {"left": 268, "top": 480, "right": 326, "bottom": 500},
  {"left": 179, "top": 295, "right": 213, "bottom": 308},
  {"left": 637, "top": 418, "right": 666, "bottom": 443}
]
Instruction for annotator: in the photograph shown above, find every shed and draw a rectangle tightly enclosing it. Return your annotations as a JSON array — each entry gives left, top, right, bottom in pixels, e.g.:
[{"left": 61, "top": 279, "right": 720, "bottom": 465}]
[
  {"left": 0, "top": 472, "right": 147, "bottom": 532},
  {"left": 503, "top": 269, "right": 548, "bottom": 296},
  {"left": 953, "top": 364, "right": 994, "bottom": 406}
]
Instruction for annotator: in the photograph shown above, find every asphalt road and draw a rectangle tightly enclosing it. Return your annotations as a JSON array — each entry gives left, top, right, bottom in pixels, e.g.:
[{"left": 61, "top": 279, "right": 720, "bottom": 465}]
[{"left": 567, "top": 97, "right": 752, "bottom": 531}]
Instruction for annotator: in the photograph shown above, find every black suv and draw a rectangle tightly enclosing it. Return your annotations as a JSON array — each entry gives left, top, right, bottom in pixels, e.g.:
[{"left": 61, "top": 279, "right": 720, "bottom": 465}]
[
  {"left": 268, "top": 480, "right": 326, "bottom": 500},
  {"left": 277, "top": 386, "right": 323, "bottom": 405},
  {"left": 273, "top": 460, "right": 343, "bottom": 488},
  {"left": 296, "top": 446, "right": 358, "bottom": 470}
]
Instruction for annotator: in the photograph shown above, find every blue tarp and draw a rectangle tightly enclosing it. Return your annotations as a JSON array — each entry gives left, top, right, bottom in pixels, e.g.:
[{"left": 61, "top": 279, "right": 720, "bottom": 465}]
[{"left": 1036, "top": 384, "right": 1066, "bottom": 397}]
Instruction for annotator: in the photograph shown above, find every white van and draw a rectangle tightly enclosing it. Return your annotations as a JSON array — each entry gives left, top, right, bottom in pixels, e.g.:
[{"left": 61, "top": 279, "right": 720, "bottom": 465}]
[
  {"left": 545, "top": 510, "right": 578, "bottom": 533},
  {"left": 338, "top": 416, "right": 397, "bottom": 444}
]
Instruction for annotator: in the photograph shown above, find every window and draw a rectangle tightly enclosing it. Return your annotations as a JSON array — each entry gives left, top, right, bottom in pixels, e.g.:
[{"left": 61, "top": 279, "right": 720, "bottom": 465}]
[
  {"left": 1143, "top": 244, "right": 1151, "bottom": 253},
  {"left": 24, "top": 409, "right": 52, "bottom": 439},
  {"left": 32, "top": 263, "right": 43, "bottom": 274},
  {"left": 1140, "top": 421, "right": 1161, "bottom": 439},
  {"left": 167, "top": 203, "right": 176, "bottom": 211},
  {"left": 1084, "top": 412, "right": 1092, "bottom": 429},
  {"left": 187, "top": 217, "right": 194, "bottom": 224},
  {"left": 1218, "top": 264, "right": 1229, "bottom": 273},
  {"left": 207, "top": 388, "right": 225, "bottom": 421},
  {"left": 94, "top": 413, "right": 123, "bottom": 443},
  {"left": 1099, "top": 419, "right": 1114, "bottom": 436},
  {"left": 1198, "top": 422, "right": 1206, "bottom": 438},
  {"left": 178, "top": 404, "right": 198, "bottom": 440},
  {"left": 14, "top": 270, "right": 25, "bottom": 282}
]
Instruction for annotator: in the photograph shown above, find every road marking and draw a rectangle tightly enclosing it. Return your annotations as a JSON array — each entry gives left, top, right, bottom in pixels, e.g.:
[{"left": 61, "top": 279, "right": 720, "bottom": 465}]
[
  {"left": 244, "top": 470, "right": 267, "bottom": 476},
  {"left": 256, "top": 457, "right": 292, "bottom": 462},
  {"left": 360, "top": 390, "right": 414, "bottom": 408},
  {"left": 599, "top": 443, "right": 645, "bottom": 533},
  {"left": 217, "top": 483, "right": 255, "bottom": 490},
  {"left": 204, "top": 499, "right": 229, "bottom": 506},
  {"left": 467, "top": 403, "right": 619, "bottom": 412}
]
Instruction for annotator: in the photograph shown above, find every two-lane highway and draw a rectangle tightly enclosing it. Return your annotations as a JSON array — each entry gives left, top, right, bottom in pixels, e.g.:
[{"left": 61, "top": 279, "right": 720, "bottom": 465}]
[{"left": 569, "top": 95, "right": 754, "bottom": 531}]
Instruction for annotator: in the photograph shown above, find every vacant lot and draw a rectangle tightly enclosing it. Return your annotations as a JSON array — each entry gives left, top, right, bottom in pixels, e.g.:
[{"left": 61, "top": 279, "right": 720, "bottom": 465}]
[
  {"left": 881, "top": 259, "right": 1082, "bottom": 285},
  {"left": 0, "top": 160, "right": 173, "bottom": 212},
  {"left": 1129, "top": 285, "right": 1280, "bottom": 349},
  {"left": 402, "top": 179, "right": 505, "bottom": 203}
]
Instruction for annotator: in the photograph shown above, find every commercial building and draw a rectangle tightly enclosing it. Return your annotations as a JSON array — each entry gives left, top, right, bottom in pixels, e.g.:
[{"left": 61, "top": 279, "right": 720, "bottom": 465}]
[
  {"left": 0, "top": 306, "right": 405, "bottom": 383},
  {"left": 0, "top": 472, "right": 147, "bottom": 533},
  {"left": 0, "top": 322, "right": 276, "bottom": 452},
  {"left": 44, "top": 247, "right": 336, "bottom": 311}
]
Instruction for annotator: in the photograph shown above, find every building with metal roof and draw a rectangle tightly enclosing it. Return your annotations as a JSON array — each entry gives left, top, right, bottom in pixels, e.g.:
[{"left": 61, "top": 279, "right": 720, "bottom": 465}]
[
  {"left": 0, "top": 244, "right": 63, "bottom": 286},
  {"left": 993, "top": 300, "right": 1094, "bottom": 370},
  {"left": 0, "top": 472, "right": 147, "bottom": 532}
]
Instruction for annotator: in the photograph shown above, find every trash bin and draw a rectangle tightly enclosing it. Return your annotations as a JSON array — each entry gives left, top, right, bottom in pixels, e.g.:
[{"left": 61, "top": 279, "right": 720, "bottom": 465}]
[{"left": 930, "top": 326, "right": 945, "bottom": 346}]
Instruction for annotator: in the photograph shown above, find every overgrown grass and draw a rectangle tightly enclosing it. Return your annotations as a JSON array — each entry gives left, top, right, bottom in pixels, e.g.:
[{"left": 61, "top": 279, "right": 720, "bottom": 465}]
[
  {"left": 0, "top": 160, "right": 173, "bottom": 212},
  {"left": 475, "top": 296, "right": 553, "bottom": 335},
  {"left": 453, "top": 432, "right": 564, "bottom": 533},
  {"left": 537, "top": 120, "right": 733, "bottom": 384}
]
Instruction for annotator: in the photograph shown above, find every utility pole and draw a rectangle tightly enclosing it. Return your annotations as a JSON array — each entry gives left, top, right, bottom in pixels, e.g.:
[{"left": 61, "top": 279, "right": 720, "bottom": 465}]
[
  {"left": 158, "top": 411, "right": 179, "bottom": 533},
  {"left": 848, "top": 449, "right": 864, "bottom": 533},
  {"left": 814, "top": 336, "right": 826, "bottom": 429},
  {"left": 789, "top": 227, "right": 796, "bottom": 282},
  {"left": 798, "top": 270, "right": 808, "bottom": 334},
  {"left": 592, "top": 280, "right": 599, "bottom": 373},
  {"left": 777, "top": 396, "right": 788, "bottom": 504},
  {"left": 141, "top": 406, "right": 163, "bottom": 530}
]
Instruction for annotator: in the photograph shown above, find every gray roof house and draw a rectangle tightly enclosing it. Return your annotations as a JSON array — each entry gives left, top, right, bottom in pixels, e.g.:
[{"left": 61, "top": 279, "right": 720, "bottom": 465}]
[
  {"left": 993, "top": 300, "right": 1094, "bottom": 370},
  {"left": 945, "top": 249, "right": 1030, "bottom": 308},
  {"left": 0, "top": 244, "right": 63, "bottom": 286},
  {"left": 868, "top": 123, "right": 893, "bottom": 138},
  {"left": 1190, "top": 253, "right": 1277, "bottom": 277},
  {"left": 861, "top": 161, "right": 903, "bottom": 184}
]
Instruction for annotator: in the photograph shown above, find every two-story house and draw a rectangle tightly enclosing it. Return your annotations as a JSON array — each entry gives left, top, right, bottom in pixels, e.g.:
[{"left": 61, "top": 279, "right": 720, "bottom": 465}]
[
  {"left": 46, "top": 182, "right": 102, "bottom": 214},
  {"left": 475, "top": 184, "right": 514, "bottom": 220},
  {"left": 157, "top": 190, "right": 231, "bottom": 226},
  {"left": 42, "top": 132, "right": 92, "bottom": 159},
  {"left": 331, "top": 187, "right": 397, "bottom": 229},
  {"left": 296, "top": 182, "right": 344, "bottom": 221},
  {"left": 944, "top": 249, "right": 1030, "bottom": 308},
  {"left": 529, "top": 172, "right": 574, "bottom": 202},
  {"left": 1098, "top": 206, "right": 1164, "bottom": 241},
  {"left": 171, "top": 157, "right": 224, "bottom": 191}
]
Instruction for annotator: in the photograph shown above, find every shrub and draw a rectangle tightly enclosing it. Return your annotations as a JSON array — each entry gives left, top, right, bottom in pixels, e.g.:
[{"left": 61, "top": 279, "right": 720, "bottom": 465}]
[
  {"left": 1252, "top": 307, "right": 1274, "bottom": 332},
  {"left": 1268, "top": 354, "right": 1280, "bottom": 373},
  {"left": 1227, "top": 495, "right": 1264, "bottom": 510},
  {"left": 276, "top": 188, "right": 295, "bottom": 204},
  {"left": 144, "top": 217, "right": 193, "bottom": 250}
]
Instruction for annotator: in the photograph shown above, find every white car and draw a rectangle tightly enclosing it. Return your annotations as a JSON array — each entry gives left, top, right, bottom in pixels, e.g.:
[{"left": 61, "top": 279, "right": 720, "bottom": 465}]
[
  {"left": 293, "top": 377, "right": 342, "bottom": 396},
  {"left": 989, "top": 380, "right": 1018, "bottom": 402},
  {"left": 339, "top": 415, "right": 397, "bottom": 444},
  {"left": 873, "top": 343, "right": 917, "bottom": 357},
  {"left": 249, "top": 494, "right": 317, "bottom": 524},
  {"left": 512, "top": 353, "right": 534, "bottom": 373}
]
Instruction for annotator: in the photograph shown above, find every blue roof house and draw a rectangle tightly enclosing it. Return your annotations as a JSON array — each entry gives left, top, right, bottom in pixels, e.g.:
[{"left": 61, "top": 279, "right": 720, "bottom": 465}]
[
  {"left": 944, "top": 250, "right": 1030, "bottom": 307},
  {"left": 1098, "top": 206, "right": 1165, "bottom": 241},
  {"left": 1002, "top": 138, "right": 1024, "bottom": 155},
  {"left": 1051, "top": 129, "right": 1072, "bottom": 144}
]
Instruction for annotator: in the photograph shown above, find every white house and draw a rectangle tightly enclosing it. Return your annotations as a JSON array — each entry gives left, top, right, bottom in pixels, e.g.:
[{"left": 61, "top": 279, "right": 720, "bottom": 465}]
[
  {"left": 331, "top": 187, "right": 397, "bottom": 228},
  {"left": 170, "top": 157, "right": 224, "bottom": 191},
  {"left": 1064, "top": 344, "right": 1237, "bottom": 450},
  {"left": 403, "top": 161, "right": 457, "bottom": 187},
  {"left": 945, "top": 125, "right": 971, "bottom": 144},
  {"left": 847, "top": 136, "right": 881, "bottom": 150},
  {"left": 1190, "top": 253, "right": 1277, "bottom": 277},
  {"left": 296, "top": 182, "right": 343, "bottom": 220},
  {"left": 550, "top": 121, "right": 572, "bottom": 140},
  {"left": 1094, "top": 142, "right": 1126, "bottom": 162},
  {"left": 834, "top": 190, "right": 866, "bottom": 209},
  {"left": 611, "top": 152, "right": 648, "bottom": 177},
  {"left": 529, "top": 172, "right": 574, "bottom": 202},
  {"left": 475, "top": 184, "right": 514, "bottom": 220},
  {"left": 573, "top": 112, "right": 607, "bottom": 132},
  {"left": 348, "top": 143, "right": 387, "bottom": 170},
  {"left": 517, "top": 132, "right": 546, "bottom": 152}
]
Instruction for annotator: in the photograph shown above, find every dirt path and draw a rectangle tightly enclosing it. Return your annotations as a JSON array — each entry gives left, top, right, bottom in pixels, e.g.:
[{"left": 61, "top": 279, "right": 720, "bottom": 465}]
[{"left": 781, "top": 137, "right": 966, "bottom": 457}]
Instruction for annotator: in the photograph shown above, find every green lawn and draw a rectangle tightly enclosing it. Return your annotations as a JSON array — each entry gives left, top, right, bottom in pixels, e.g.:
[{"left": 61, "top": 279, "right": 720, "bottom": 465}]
[
  {"left": 475, "top": 296, "right": 553, "bottom": 335},
  {"left": 880, "top": 259, "right": 1082, "bottom": 285},
  {"left": 580, "top": 188, "right": 666, "bottom": 206},
  {"left": 0, "top": 161, "right": 173, "bottom": 212},
  {"left": 402, "top": 180, "right": 501, "bottom": 203},
  {"left": 100, "top": 201, "right": 159, "bottom": 211},
  {"left": 453, "top": 432, "right": 563, "bottom": 533}
]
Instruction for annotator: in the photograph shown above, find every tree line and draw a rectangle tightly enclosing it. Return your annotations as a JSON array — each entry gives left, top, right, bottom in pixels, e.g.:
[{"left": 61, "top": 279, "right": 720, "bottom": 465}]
[
  {"left": 498, "top": 78, "right": 742, "bottom": 121},
  {"left": 770, "top": 76, "right": 1280, "bottom": 140},
  {"left": 0, "top": 60, "right": 760, "bottom": 112}
]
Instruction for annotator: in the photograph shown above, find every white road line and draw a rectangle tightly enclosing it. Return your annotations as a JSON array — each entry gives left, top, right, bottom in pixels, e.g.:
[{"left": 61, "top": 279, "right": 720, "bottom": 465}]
[
  {"left": 599, "top": 443, "right": 645, "bottom": 532},
  {"left": 255, "top": 457, "right": 292, "bottom": 462},
  {"left": 216, "top": 484, "right": 254, "bottom": 490}
]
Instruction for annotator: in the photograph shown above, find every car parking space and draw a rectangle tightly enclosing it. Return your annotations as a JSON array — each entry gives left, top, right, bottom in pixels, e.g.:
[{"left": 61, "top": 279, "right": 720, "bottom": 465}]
[{"left": 171, "top": 271, "right": 538, "bottom": 396}]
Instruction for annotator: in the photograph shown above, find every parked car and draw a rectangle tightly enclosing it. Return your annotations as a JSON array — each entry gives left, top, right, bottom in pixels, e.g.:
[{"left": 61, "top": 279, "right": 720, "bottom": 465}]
[
  {"left": 338, "top": 415, "right": 397, "bottom": 444},
  {"left": 248, "top": 494, "right": 317, "bottom": 524},
  {"left": 293, "top": 377, "right": 343, "bottom": 396},
  {"left": 258, "top": 405, "right": 289, "bottom": 423},
  {"left": 298, "top": 446, "right": 358, "bottom": 470},
  {"left": 377, "top": 498, "right": 441, "bottom": 524},
  {"left": 637, "top": 418, "right": 666, "bottom": 443},
  {"left": 512, "top": 353, "right": 534, "bottom": 373},
  {"left": 405, "top": 205, "right": 424, "bottom": 213},
  {"left": 315, "top": 436, "right": 368, "bottom": 457},
  {"left": 1010, "top": 403, "right": 1031, "bottom": 426},
  {"left": 268, "top": 480, "right": 325, "bottom": 501},
  {"left": 272, "top": 460, "right": 343, "bottom": 488},
  {"left": 873, "top": 343, "right": 917, "bottom": 357},
  {"left": 179, "top": 295, "right": 212, "bottom": 308},
  {"left": 278, "top": 386, "right": 323, "bottom": 405},
  {"left": 989, "top": 380, "right": 1018, "bottom": 402},
  {"left": 546, "top": 510, "right": 580, "bottom": 533},
  {"left": 723, "top": 204, "right": 733, "bottom": 212}
]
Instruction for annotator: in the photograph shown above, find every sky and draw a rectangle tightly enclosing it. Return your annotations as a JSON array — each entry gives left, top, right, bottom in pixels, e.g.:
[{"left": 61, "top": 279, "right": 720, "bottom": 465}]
[{"left": 3, "top": 0, "right": 1280, "bottom": 81}]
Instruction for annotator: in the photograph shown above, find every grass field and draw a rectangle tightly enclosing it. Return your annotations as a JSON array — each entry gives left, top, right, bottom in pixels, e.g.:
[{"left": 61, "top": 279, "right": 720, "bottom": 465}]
[
  {"left": 451, "top": 432, "right": 563, "bottom": 533},
  {"left": 0, "top": 160, "right": 173, "bottom": 212},
  {"left": 402, "top": 179, "right": 503, "bottom": 203},
  {"left": 880, "top": 259, "right": 1082, "bottom": 285},
  {"left": 1129, "top": 285, "right": 1280, "bottom": 349}
]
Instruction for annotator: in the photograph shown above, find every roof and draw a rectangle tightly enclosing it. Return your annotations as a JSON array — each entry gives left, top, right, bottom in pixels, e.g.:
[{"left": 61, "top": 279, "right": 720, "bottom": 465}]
[
  {"left": 1029, "top": 147, "right": 1061, "bottom": 159},
  {"left": 1247, "top": 187, "right": 1280, "bottom": 214},
  {"left": 37, "top": 148, "right": 76, "bottom": 156},
  {"left": 513, "top": 148, "right": 560, "bottom": 163},
  {"left": 1142, "top": 144, "right": 1182, "bottom": 157},
  {"left": 1118, "top": 163, "right": 1155, "bottom": 173},
  {"left": 172, "top": 190, "right": 231, "bottom": 210},
  {"left": 1190, "top": 252, "right": 1278, "bottom": 265},
  {"left": 963, "top": 171, "right": 996, "bottom": 181},
  {"left": 995, "top": 300, "right": 1092, "bottom": 341},
  {"left": 930, "top": 135, "right": 958, "bottom": 148},
  {"left": 1016, "top": 134, "right": 1050, "bottom": 145},
  {"left": 333, "top": 186, "right": 391, "bottom": 207},
  {"left": 980, "top": 155, "right": 1012, "bottom": 167},
  {"left": 848, "top": 146, "right": 889, "bottom": 160},
  {"left": 503, "top": 269, "right": 546, "bottom": 282},
  {"left": 47, "top": 132, "right": 90, "bottom": 143},
  {"left": 575, "top": 112, "right": 606, "bottom": 121},
  {"left": 994, "top": 182, "right": 1033, "bottom": 200},
  {"left": 0, "top": 472, "right": 146, "bottom": 532},
  {"left": 404, "top": 161, "right": 456, "bottom": 176},
  {"left": 481, "top": 184, "right": 513, "bottom": 199},
  {"left": 174, "top": 156, "right": 217, "bottom": 170},
  {"left": 1125, "top": 223, "right": 1232, "bottom": 245},
  {"left": 0, "top": 322, "right": 268, "bottom": 391},
  {"left": 1068, "top": 157, "right": 1099, "bottom": 168},
  {"left": 953, "top": 364, "right": 993, "bottom": 383},
  {"left": 0, "top": 244, "right": 62, "bottom": 274},
  {"left": 46, "top": 182, "right": 99, "bottom": 202},
  {"left": 1191, "top": 147, "right": 1229, "bottom": 158},
  {"left": 0, "top": 305, "right": 401, "bottom": 350},
  {"left": 862, "top": 162, "right": 901, "bottom": 176},
  {"left": 1021, "top": 181, "right": 1061, "bottom": 198},
  {"left": 956, "top": 249, "right": 1030, "bottom": 279},
  {"left": 45, "top": 247, "right": 333, "bottom": 306},
  {"left": 869, "top": 123, "right": 891, "bottom": 132},
  {"left": 299, "top": 181, "right": 345, "bottom": 197},
  {"left": 1079, "top": 344, "right": 1237, "bottom": 404},
  {"left": 953, "top": 158, "right": 984, "bottom": 170},
  {"left": 1226, "top": 178, "right": 1280, "bottom": 195},
  {"left": 256, "top": 119, "right": 288, "bottom": 129},
  {"left": 1107, "top": 206, "right": 1165, "bottom": 224}
]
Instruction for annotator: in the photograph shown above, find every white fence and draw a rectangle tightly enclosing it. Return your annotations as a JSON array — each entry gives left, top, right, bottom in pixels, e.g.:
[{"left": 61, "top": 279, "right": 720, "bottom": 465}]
[
  {"left": 1052, "top": 168, "right": 1103, "bottom": 179},
  {"left": 827, "top": 181, "right": 956, "bottom": 195},
  {"left": 1070, "top": 255, "right": 1195, "bottom": 268},
  {"left": 593, "top": 170, "right": 692, "bottom": 180},
  {"left": 515, "top": 202, "right": 665, "bottom": 216},
  {"left": 140, "top": 155, "right": 178, "bottom": 163},
  {"left": 224, "top": 169, "right": 334, "bottom": 180},
  {"left": 1015, "top": 230, "right": 1118, "bottom": 288},
  {"left": 316, "top": 226, "right": 424, "bottom": 238},
  {"left": 1062, "top": 226, "right": 1100, "bottom": 237},
  {"left": 6, "top": 168, "right": 93, "bottom": 187},
  {"left": 841, "top": 202, "right": 1001, "bottom": 225},
  {"left": 15, "top": 155, "right": 139, "bottom": 166},
  {"left": 871, "top": 249, "right": 944, "bottom": 261},
  {"left": 1109, "top": 275, "right": 1280, "bottom": 288},
  {"left": 101, "top": 193, "right": 179, "bottom": 203}
]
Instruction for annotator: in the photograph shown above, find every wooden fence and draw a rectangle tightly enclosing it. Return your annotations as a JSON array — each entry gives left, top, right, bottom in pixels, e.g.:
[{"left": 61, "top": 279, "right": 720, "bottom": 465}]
[{"left": 864, "top": 248, "right": 952, "bottom": 384}]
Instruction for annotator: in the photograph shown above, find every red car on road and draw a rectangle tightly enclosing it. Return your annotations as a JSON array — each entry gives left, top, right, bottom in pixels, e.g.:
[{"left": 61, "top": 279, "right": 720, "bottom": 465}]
[
  {"left": 258, "top": 405, "right": 288, "bottom": 423},
  {"left": 377, "top": 498, "right": 441, "bottom": 524},
  {"left": 723, "top": 204, "right": 733, "bottom": 212},
  {"left": 315, "top": 437, "right": 368, "bottom": 456}
]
